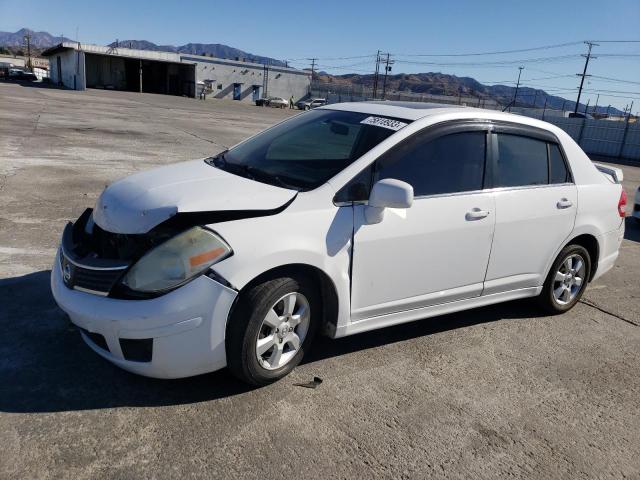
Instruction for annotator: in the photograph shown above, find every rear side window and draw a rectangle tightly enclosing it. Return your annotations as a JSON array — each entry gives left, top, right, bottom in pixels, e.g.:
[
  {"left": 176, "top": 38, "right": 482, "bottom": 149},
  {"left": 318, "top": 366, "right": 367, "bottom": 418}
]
[
  {"left": 374, "top": 131, "right": 486, "bottom": 197},
  {"left": 549, "top": 144, "right": 570, "bottom": 184},
  {"left": 495, "top": 134, "right": 548, "bottom": 187}
]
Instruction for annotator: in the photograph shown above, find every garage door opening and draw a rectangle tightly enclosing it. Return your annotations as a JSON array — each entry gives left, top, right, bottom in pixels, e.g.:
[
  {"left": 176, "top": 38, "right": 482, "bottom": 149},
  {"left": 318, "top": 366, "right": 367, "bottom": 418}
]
[{"left": 85, "top": 53, "right": 195, "bottom": 97}]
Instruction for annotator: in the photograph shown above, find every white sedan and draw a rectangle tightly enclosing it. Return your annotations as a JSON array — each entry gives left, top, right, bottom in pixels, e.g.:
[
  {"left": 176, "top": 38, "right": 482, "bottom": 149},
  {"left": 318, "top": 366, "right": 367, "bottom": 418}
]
[{"left": 52, "top": 102, "right": 626, "bottom": 385}]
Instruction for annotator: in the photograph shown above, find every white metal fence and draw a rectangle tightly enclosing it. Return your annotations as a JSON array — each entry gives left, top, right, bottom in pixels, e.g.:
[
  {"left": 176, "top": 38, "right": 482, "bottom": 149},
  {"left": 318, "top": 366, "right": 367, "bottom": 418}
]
[{"left": 508, "top": 107, "right": 640, "bottom": 160}]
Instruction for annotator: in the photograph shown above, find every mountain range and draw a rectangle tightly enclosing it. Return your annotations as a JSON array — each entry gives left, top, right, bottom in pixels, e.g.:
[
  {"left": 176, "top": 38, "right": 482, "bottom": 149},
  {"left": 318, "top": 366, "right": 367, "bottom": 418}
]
[
  {"left": 0, "top": 28, "right": 620, "bottom": 114},
  {"left": 0, "top": 28, "right": 71, "bottom": 48},
  {"left": 316, "top": 72, "right": 622, "bottom": 115},
  {"left": 106, "top": 39, "right": 287, "bottom": 67}
]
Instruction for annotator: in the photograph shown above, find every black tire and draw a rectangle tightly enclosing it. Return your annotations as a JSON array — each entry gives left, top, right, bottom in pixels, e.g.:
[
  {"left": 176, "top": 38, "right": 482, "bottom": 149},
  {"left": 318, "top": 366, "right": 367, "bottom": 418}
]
[
  {"left": 537, "top": 244, "right": 591, "bottom": 314},
  {"left": 226, "top": 276, "right": 320, "bottom": 386}
]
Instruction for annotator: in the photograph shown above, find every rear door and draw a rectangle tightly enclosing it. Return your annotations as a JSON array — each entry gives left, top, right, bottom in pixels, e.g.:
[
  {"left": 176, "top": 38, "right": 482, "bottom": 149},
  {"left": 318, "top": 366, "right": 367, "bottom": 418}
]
[{"left": 483, "top": 126, "right": 577, "bottom": 294}]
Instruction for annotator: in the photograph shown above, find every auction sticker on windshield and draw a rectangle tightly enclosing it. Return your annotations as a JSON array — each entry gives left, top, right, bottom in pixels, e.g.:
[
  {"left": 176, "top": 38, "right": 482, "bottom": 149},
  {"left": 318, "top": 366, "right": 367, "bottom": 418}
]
[{"left": 360, "top": 116, "right": 408, "bottom": 131}]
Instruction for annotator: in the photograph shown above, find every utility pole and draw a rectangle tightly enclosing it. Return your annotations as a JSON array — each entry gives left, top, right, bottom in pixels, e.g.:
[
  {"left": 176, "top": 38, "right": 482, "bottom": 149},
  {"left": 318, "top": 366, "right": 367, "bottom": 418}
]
[
  {"left": 381, "top": 53, "right": 394, "bottom": 100},
  {"left": 593, "top": 93, "right": 599, "bottom": 115},
  {"left": 23, "top": 32, "right": 32, "bottom": 70},
  {"left": 574, "top": 41, "right": 598, "bottom": 114},
  {"left": 308, "top": 58, "right": 317, "bottom": 83},
  {"left": 372, "top": 50, "right": 381, "bottom": 100},
  {"left": 584, "top": 98, "right": 590, "bottom": 115},
  {"left": 532, "top": 90, "right": 538, "bottom": 108},
  {"left": 510, "top": 66, "right": 524, "bottom": 112},
  {"left": 263, "top": 63, "right": 270, "bottom": 97}
]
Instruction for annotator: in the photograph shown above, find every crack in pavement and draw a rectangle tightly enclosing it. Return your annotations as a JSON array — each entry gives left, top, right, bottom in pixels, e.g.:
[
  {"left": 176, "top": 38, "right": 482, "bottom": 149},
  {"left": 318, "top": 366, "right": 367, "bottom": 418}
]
[
  {"left": 177, "top": 128, "right": 228, "bottom": 150},
  {"left": 580, "top": 298, "right": 639, "bottom": 327}
]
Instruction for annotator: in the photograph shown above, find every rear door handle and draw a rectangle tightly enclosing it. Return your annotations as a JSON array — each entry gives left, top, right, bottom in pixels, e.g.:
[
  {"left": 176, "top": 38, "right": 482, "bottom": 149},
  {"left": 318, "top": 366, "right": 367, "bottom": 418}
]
[
  {"left": 557, "top": 198, "right": 573, "bottom": 209},
  {"left": 466, "top": 208, "right": 490, "bottom": 221}
]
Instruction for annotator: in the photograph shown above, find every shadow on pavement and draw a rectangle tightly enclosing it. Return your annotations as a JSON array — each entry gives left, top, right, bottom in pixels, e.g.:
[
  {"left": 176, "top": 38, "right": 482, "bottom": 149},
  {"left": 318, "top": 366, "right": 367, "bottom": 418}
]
[
  {"left": 0, "top": 269, "right": 542, "bottom": 413},
  {"left": 0, "top": 79, "right": 65, "bottom": 90}
]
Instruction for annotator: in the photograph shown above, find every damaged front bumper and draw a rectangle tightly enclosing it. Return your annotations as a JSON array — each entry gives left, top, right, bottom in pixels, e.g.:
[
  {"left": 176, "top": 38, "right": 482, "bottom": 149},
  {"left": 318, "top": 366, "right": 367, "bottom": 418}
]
[{"left": 51, "top": 249, "right": 238, "bottom": 379}]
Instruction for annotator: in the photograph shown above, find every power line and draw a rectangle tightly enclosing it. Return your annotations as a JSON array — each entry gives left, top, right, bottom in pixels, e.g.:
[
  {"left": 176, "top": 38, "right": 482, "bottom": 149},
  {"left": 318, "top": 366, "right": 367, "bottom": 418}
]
[
  {"left": 393, "top": 41, "right": 583, "bottom": 57},
  {"left": 588, "top": 39, "right": 640, "bottom": 43},
  {"left": 394, "top": 54, "right": 583, "bottom": 67},
  {"left": 589, "top": 75, "right": 640, "bottom": 86}
]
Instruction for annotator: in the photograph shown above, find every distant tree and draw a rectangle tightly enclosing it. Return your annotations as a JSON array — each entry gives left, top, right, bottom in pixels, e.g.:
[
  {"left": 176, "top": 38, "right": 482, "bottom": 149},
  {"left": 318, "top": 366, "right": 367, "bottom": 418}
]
[{"left": 0, "top": 46, "right": 9, "bottom": 55}]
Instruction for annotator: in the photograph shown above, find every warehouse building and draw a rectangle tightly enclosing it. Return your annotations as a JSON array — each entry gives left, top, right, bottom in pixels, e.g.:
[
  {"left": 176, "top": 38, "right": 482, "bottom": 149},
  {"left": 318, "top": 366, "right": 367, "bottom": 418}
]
[{"left": 42, "top": 42, "right": 310, "bottom": 102}]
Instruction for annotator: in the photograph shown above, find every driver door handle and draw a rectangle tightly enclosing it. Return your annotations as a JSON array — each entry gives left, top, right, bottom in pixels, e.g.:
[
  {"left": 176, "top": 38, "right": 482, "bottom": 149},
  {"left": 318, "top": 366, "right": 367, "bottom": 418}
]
[
  {"left": 557, "top": 198, "right": 573, "bottom": 209},
  {"left": 466, "top": 208, "right": 490, "bottom": 221}
]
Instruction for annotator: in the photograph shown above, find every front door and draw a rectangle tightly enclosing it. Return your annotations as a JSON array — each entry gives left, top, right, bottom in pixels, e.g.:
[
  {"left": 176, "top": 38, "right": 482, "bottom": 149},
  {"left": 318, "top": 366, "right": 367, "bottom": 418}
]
[
  {"left": 233, "top": 83, "right": 242, "bottom": 100},
  {"left": 252, "top": 86, "right": 261, "bottom": 102},
  {"left": 350, "top": 126, "right": 496, "bottom": 321}
]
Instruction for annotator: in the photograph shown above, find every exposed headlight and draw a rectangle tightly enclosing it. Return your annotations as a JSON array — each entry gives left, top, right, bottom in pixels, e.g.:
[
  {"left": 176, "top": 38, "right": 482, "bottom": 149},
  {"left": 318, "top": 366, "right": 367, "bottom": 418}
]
[{"left": 121, "top": 227, "right": 232, "bottom": 293}]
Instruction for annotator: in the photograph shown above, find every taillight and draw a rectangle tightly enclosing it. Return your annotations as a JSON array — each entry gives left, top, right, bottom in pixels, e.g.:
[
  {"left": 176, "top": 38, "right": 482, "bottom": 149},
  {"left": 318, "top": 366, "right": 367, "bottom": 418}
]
[{"left": 618, "top": 189, "right": 627, "bottom": 218}]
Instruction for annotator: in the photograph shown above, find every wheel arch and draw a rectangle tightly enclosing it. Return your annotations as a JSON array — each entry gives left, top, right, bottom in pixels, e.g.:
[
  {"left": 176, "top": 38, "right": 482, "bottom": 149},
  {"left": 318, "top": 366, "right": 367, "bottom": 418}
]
[
  {"left": 562, "top": 233, "right": 600, "bottom": 281},
  {"left": 226, "top": 263, "right": 340, "bottom": 336}
]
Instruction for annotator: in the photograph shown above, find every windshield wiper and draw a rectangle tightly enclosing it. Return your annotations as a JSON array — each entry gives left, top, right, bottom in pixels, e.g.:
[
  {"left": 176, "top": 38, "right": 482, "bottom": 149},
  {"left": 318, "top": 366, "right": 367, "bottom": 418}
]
[
  {"left": 205, "top": 150, "right": 229, "bottom": 168},
  {"left": 206, "top": 154, "right": 301, "bottom": 191},
  {"left": 244, "top": 166, "right": 301, "bottom": 191}
]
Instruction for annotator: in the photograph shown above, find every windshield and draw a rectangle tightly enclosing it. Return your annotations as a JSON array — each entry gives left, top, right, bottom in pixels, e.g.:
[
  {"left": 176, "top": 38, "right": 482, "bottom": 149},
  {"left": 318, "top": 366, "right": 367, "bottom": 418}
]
[{"left": 206, "top": 109, "right": 408, "bottom": 191}]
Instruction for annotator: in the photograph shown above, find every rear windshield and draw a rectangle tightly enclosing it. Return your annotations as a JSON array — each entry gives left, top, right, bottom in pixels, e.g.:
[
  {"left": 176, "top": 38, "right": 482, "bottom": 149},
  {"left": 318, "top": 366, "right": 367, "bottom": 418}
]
[{"left": 206, "top": 109, "right": 410, "bottom": 191}]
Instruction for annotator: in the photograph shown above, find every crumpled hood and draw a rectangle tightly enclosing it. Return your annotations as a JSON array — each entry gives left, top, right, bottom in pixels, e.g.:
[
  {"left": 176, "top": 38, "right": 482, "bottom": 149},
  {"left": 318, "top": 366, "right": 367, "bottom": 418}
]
[{"left": 93, "top": 159, "right": 296, "bottom": 234}]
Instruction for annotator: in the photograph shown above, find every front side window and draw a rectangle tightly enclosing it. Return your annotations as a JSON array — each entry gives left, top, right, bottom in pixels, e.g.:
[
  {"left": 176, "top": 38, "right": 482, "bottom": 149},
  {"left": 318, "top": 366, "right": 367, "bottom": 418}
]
[
  {"left": 373, "top": 131, "right": 486, "bottom": 197},
  {"left": 495, "top": 134, "right": 548, "bottom": 187},
  {"left": 206, "top": 110, "right": 405, "bottom": 190}
]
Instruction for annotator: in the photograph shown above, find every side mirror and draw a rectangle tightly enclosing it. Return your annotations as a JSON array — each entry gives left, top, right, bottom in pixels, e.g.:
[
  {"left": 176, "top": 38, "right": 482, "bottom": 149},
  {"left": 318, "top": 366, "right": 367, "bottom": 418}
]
[{"left": 365, "top": 179, "right": 414, "bottom": 224}]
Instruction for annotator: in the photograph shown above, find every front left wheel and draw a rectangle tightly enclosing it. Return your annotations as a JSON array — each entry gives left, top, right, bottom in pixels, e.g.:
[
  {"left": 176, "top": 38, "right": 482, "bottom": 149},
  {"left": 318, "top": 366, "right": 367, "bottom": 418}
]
[{"left": 226, "top": 276, "right": 320, "bottom": 386}]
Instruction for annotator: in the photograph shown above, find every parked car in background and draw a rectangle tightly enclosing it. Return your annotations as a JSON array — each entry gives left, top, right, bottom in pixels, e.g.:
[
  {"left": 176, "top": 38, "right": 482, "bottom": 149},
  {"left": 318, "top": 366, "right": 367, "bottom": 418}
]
[
  {"left": 266, "top": 97, "right": 288, "bottom": 109},
  {"left": 256, "top": 97, "right": 287, "bottom": 108},
  {"left": 297, "top": 98, "right": 327, "bottom": 110},
  {"left": 564, "top": 111, "right": 594, "bottom": 120},
  {"left": 52, "top": 102, "right": 626, "bottom": 386},
  {"left": 633, "top": 186, "right": 640, "bottom": 223},
  {"left": 8, "top": 68, "right": 37, "bottom": 81}
]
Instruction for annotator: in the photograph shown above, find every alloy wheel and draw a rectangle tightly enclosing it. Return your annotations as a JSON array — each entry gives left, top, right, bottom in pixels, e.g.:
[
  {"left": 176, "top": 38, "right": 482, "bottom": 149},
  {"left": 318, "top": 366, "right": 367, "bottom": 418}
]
[
  {"left": 255, "top": 292, "right": 310, "bottom": 370},
  {"left": 552, "top": 253, "right": 586, "bottom": 305}
]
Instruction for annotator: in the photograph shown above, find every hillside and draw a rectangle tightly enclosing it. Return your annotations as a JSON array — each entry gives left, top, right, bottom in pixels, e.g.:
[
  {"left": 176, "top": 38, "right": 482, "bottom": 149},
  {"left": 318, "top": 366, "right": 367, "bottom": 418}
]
[
  {"left": 0, "top": 28, "right": 286, "bottom": 67},
  {"left": 108, "top": 39, "right": 286, "bottom": 66},
  {"left": 0, "top": 28, "right": 71, "bottom": 48},
  {"left": 317, "top": 72, "right": 621, "bottom": 114}
]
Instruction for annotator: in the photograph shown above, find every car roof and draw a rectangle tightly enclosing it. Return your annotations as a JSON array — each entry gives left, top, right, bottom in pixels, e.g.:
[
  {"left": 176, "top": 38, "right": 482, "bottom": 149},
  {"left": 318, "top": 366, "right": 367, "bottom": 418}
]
[
  {"left": 320, "top": 101, "right": 473, "bottom": 121},
  {"left": 320, "top": 101, "right": 564, "bottom": 133}
]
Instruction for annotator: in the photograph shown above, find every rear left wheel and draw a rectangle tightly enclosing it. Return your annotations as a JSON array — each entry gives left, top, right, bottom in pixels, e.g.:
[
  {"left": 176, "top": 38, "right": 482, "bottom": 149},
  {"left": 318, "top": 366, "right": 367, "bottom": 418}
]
[{"left": 537, "top": 244, "right": 591, "bottom": 314}]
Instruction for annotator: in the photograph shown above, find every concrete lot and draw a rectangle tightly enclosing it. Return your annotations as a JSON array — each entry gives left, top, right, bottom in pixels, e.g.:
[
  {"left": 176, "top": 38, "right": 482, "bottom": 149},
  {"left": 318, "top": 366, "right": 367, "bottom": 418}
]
[{"left": 0, "top": 83, "right": 639, "bottom": 479}]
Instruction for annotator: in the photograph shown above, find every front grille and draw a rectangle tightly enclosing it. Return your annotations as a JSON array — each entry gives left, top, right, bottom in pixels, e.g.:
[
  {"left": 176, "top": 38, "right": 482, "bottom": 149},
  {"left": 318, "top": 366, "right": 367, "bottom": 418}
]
[
  {"left": 79, "top": 328, "right": 109, "bottom": 352},
  {"left": 60, "top": 251, "right": 125, "bottom": 295},
  {"left": 73, "top": 266, "right": 124, "bottom": 293},
  {"left": 120, "top": 338, "right": 153, "bottom": 362}
]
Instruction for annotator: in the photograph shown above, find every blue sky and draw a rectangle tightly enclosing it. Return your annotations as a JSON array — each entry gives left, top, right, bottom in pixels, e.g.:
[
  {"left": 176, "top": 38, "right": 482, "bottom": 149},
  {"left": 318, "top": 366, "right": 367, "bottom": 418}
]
[{"left": 2, "top": 0, "right": 639, "bottom": 111}]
